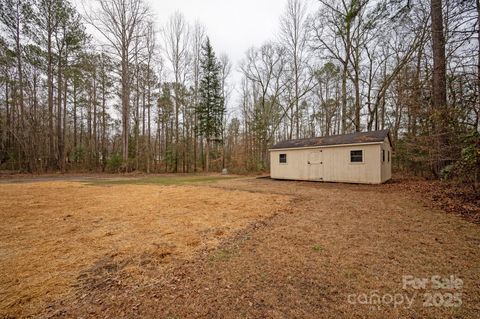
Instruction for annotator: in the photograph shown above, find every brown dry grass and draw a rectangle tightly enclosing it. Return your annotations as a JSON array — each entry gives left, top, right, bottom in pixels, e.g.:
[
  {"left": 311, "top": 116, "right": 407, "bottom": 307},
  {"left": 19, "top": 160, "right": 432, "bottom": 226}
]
[
  {"left": 45, "top": 178, "right": 480, "bottom": 319},
  {"left": 0, "top": 181, "right": 291, "bottom": 318}
]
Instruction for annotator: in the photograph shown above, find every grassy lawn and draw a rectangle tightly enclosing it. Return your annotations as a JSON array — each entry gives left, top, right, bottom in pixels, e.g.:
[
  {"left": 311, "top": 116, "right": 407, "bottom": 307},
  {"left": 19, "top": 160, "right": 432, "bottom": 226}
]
[{"left": 86, "top": 174, "right": 239, "bottom": 186}]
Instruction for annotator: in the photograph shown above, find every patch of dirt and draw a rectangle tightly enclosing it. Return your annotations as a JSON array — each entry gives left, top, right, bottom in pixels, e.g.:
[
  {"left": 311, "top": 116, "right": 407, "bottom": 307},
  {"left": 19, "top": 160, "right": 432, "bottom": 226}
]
[{"left": 0, "top": 181, "right": 291, "bottom": 318}]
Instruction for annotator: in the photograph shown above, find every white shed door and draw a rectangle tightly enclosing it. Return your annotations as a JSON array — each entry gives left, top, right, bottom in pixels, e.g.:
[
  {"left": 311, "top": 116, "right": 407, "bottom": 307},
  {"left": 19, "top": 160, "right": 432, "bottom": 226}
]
[{"left": 308, "top": 150, "right": 323, "bottom": 180}]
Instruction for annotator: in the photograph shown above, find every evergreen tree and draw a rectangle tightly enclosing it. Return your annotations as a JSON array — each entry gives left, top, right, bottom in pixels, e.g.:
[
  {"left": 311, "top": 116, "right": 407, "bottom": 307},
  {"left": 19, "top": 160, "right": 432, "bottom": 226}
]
[{"left": 197, "top": 37, "right": 224, "bottom": 172}]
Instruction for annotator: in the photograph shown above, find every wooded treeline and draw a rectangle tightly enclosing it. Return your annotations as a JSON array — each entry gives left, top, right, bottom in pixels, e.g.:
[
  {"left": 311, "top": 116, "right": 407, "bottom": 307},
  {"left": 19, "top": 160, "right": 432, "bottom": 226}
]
[{"left": 0, "top": 0, "right": 479, "bottom": 184}]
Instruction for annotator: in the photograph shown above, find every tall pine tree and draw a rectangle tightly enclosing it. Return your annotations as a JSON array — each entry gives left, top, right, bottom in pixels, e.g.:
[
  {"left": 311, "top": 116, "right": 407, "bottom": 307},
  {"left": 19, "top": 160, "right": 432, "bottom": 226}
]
[{"left": 197, "top": 37, "right": 224, "bottom": 172}]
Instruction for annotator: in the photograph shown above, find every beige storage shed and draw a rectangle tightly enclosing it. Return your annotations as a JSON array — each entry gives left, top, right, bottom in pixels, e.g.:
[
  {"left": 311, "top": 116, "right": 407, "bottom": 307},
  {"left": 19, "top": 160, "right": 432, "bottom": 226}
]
[{"left": 269, "top": 130, "right": 392, "bottom": 184}]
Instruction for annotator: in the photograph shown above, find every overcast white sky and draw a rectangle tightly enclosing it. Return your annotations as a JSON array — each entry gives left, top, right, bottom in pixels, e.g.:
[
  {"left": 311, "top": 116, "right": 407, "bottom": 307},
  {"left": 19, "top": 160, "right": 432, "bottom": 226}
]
[
  {"left": 149, "top": 0, "right": 290, "bottom": 113},
  {"left": 150, "top": 0, "right": 288, "bottom": 65},
  {"left": 75, "top": 0, "right": 316, "bottom": 113}
]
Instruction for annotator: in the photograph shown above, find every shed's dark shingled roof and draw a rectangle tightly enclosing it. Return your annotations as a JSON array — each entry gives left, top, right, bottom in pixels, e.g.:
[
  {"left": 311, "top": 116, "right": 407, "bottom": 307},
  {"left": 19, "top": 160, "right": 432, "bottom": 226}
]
[{"left": 270, "top": 129, "right": 391, "bottom": 150}]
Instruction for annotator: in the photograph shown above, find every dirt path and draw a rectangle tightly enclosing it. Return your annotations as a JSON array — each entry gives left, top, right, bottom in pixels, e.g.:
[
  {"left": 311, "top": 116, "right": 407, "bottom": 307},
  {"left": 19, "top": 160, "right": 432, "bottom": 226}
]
[
  {"left": 39, "top": 178, "right": 480, "bottom": 319},
  {"left": 0, "top": 175, "right": 106, "bottom": 184}
]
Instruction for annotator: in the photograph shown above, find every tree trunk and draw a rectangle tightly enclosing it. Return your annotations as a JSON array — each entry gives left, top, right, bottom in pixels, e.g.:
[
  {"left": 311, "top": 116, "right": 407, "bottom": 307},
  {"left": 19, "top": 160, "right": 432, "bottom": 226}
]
[
  {"left": 341, "top": 61, "right": 348, "bottom": 134},
  {"left": 73, "top": 82, "right": 77, "bottom": 151},
  {"left": 147, "top": 69, "right": 151, "bottom": 174},
  {"left": 121, "top": 52, "right": 129, "bottom": 168},
  {"left": 101, "top": 75, "right": 107, "bottom": 172},
  {"left": 92, "top": 76, "right": 97, "bottom": 167},
  {"left": 135, "top": 63, "right": 140, "bottom": 171},
  {"left": 431, "top": 0, "right": 448, "bottom": 176},
  {"left": 62, "top": 75, "right": 67, "bottom": 171},
  {"left": 47, "top": 8, "right": 54, "bottom": 170},
  {"left": 57, "top": 52, "right": 63, "bottom": 171},
  {"left": 205, "top": 138, "right": 209, "bottom": 173},
  {"left": 477, "top": 0, "right": 480, "bottom": 132},
  {"left": 174, "top": 86, "right": 179, "bottom": 173}
]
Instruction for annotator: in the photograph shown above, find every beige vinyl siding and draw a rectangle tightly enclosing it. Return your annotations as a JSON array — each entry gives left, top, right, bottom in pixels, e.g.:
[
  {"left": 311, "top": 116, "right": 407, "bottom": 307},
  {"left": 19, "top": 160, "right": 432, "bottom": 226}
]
[
  {"left": 380, "top": 137, "right": 392, "bottom": 183},
  {"left": 270, "top": 143, "right": 389, "bottom": 184}
]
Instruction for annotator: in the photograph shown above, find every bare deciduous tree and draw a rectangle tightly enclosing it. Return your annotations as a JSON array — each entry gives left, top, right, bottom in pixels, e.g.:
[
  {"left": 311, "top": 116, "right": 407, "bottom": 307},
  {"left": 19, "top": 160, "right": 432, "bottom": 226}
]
[
  {"left": 279, "top": 0, "right": 313, "bottom": 138},
  {"left": 87, "top": 0, "right": 150, "bottom": 166},
  {"left": 162, "top": 11, "right": 189, "bottom": 172}
]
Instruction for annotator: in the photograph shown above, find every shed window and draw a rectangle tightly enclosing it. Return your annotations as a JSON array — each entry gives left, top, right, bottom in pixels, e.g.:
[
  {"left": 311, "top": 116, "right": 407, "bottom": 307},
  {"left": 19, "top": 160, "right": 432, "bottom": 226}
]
[
  {"left": 388, "top": 150, "right": 390, "bottom": 162},
  {"left": 350, "top": 150, "right": 363, "bottom": 163},
  {"left": 279, "top": 154, "right": 287, "bottom": 164},
  {"left": 382, "top": 149, "right": 385, "bottom": 162}
]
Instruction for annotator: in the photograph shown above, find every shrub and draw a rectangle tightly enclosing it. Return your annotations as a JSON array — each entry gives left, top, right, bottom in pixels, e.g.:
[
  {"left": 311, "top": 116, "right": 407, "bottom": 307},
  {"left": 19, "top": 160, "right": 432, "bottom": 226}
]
[
  {"left": 72, "top": 146, "right": 86, "bottom": 163},
  {"left": 106, "top": 153, "right": 122, "bottom": 172},
  {"left": 444, "top": 131, "right": 480, "bottom": 187}
]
